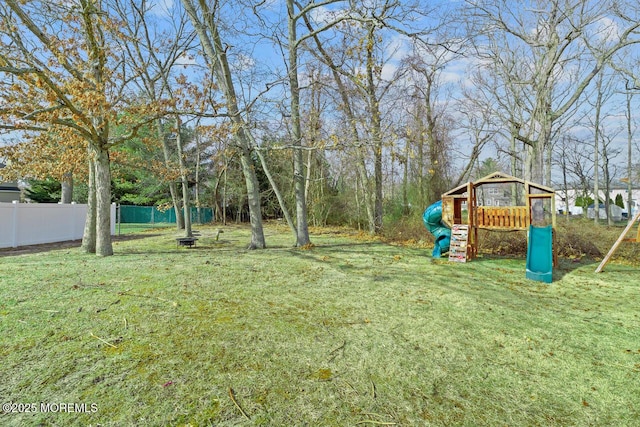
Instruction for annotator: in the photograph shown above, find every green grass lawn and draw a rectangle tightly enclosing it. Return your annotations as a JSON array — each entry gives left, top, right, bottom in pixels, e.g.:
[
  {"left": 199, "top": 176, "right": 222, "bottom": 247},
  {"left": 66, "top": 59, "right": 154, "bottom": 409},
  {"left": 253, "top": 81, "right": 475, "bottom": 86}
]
[
  {"left": 1, "top": 224, "right": 639, "bottom": 426},
  {"left": 115, "top": 222, "right": 175, "bottom": 235}
]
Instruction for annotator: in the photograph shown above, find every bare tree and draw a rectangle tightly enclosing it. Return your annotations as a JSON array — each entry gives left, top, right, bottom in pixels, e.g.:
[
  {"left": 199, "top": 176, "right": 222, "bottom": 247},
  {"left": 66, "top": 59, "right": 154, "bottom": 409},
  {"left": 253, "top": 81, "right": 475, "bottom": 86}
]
[
  {"left": 580, "top": 69, "right": 623, "bottom": 224},
  {"left": 552, "top": 134, "right": 591, "bottom": 217},
  {"left": 453, "top": 91, "right": 499, "bottom": 188},
  {"left": 116, "top": 0, "right": 198, "bottom": 231},
  {"left": 279, "top": 0, "right": 347, "bottom": 245},
  {"left": 304, "top": 16, "right": 377, "bottom": 232},
  {"left": 397, "top": 47, "right": 459, "bottom": 206},
  {"left": 467, "top": 0, "right": 640, "bottom": 186},
  {"left": 304, "top": 0, "right": 442, "bottom": 233},
  {"left": 180, "top": 0, "right": 265, "bottom": 249},
  {"left": 554, "top": 134, "right": 595, "bottom": 217},
  {"left": 601, "top": 132, "right": 623, "bottom": 225},
  {"left": 553, "top": 135, "right": 572, "bottom": 219},
  {"left": 592, "top": 72, "right": 604, "bottom": 222},
  {"left": 624, "top": 82, "right": 639, "bottom": 219}
]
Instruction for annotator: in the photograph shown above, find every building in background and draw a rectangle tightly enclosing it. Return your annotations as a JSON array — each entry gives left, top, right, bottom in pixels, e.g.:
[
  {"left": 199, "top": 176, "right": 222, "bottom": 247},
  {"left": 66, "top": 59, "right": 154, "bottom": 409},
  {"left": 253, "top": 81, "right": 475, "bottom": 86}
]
[
  {"left": 0, "top": 162, "right": 21, "bottom": 202},
  {"left": 555, "top": 187, "right": 639, "bottom": 218}
]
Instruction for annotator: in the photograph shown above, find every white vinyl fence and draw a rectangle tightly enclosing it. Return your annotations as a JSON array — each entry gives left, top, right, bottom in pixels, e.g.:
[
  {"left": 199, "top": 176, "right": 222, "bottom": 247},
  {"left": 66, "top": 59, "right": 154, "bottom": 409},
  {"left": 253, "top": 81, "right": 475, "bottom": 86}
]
[{"left": 0, "top": 202, "right": 116, "bottom": 249}]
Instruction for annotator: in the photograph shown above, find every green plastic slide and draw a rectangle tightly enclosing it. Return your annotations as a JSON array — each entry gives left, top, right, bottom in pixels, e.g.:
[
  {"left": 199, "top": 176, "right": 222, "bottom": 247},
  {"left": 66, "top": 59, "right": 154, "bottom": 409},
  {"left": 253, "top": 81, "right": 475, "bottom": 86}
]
[
  {"left": 526, "top": 225, "right": 553, "bottom": 283},
  {"left": 422, "top": 200, "right": 451, "bottom": 257}
]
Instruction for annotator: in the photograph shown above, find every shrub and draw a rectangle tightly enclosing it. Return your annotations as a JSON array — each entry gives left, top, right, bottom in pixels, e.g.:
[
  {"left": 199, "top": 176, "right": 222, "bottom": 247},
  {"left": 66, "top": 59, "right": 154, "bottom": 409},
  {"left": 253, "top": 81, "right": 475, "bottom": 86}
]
[{"left": 383, "top": 214, "right": 640, "bottom": 262}]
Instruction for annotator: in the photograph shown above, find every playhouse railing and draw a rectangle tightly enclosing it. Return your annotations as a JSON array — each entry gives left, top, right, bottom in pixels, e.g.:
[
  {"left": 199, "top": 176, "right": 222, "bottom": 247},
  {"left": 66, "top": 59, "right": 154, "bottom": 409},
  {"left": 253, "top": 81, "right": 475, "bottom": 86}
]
[{"left": 475, "top": 206, "right": 529, "bottom": 230}]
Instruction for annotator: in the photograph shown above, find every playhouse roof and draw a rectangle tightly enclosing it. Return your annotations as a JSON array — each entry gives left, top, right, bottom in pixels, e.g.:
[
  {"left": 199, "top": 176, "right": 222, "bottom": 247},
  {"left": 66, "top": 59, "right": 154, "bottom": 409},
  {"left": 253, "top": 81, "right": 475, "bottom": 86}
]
[{"left": 442, "top": 171, "right": 555, "bottom": 197}]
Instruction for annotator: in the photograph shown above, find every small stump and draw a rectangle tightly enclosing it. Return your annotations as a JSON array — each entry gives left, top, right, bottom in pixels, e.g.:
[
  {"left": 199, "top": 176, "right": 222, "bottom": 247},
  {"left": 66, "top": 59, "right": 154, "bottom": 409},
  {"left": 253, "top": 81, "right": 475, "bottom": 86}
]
[{"left": 176, "top": 237, "right": 198, "bottom": 248}]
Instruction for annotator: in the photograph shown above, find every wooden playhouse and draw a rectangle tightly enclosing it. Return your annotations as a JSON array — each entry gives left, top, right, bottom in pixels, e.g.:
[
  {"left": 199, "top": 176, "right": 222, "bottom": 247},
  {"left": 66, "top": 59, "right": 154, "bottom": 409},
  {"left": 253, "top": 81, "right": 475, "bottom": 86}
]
[{"left": 441, "top": 171, "right": 556, "bottom": 263}]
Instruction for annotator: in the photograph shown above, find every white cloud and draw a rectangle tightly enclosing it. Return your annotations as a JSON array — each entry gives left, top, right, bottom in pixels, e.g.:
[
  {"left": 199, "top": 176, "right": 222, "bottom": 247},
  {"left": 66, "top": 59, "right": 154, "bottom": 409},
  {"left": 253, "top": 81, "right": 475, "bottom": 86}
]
[
  {"left": 593, "top": 16, "right": 621, "bottom": 44},
  {"left": 381, "top": 63, "right": 398, "bottom": 81},
  {"left": 232, "top": 53, "right": 256, "bottom": 72},
  {"left": 309, "top": 5, "right": 350, "bottom": 25},
  {"left": 384, "top": 34, "right": 411, "bottom": 64},
  {"left": 175, "top": 53, "right": 197, "bottom": 67}
]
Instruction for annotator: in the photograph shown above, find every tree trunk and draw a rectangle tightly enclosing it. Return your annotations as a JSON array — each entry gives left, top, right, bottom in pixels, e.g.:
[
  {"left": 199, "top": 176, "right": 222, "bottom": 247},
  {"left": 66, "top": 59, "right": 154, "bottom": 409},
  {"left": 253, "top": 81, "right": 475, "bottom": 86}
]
[
  {"left": 81, "top": 155, "right": 96, "bottom": 254},
  {"left": 627, "top": 90, "right": 634, "bottom": 222},
  {"left": 424, "top": 77, "right": 447, "bottom": 204},
  {"left": 175, "top": 116, "right": 192, "bottom": 238},
  {"left": 61, "top": 171, "right": 73, "bottom": 203},
  {"left": 195, "top": 129, "right": 202, "bottom": 224},
  {"left": 94, "top": 145, "right": 113, "bottom": 256},
  {"left": 510, "top": 132, "right": 518, "bottom": 206},
  {"left": 389, "top": 151, "right": 395, "bottom": 204},
  {"left": 373, "top": 132, "right": 383, "bottom": 233},
  {"left": 417, "top": 110, "right": 425, "bottom": 208},
  {"left": 603, "top": 141, "right": 613, "bottom": 226},
  {"left": 305, "top": 148, "right": 313, "bottom": 211},
  {"left": 526, "top": 129, "right": 548, "bottom": 224},
  {"left": 156, "top": 119, "right": 184, "bottom": 229},
  {"left": 402, "top": 140, "right": 409, "bottom": 215},
  {"left": 222, "top": 161, "right": 227, "bottom": 225},
  {"left": 354, "top": 172, "right": 361, "bottom": 230},
  {"left": 238, "top": 138, "right": 265, "bottom": 249},
  {"left": 181, "top": 0, "right": 265, "bottom": 248},
  {"left": 287, "top": 0, "right": 311, "bottom": 247},
  {"left": 528, "top": 137, "right": 546, "bottom": 185},
  {"left": 293, "top": 145, "right": 310, "bottom": 245},
  {"left": 366, "top": 26, "right": 384, "bottom": 234},
  {"left": 256, "top": 148, "right": 297, "bottom": 239},
  {"left": 560, "top": 140, "right": 569, "bottom": 221},
  {"left": 593, "top": 74, "right": 602, "bottom": 224},
  {"left": 357, "top": 157, "right": 376, "bottom": 234},
  {"left": 545, "top": 142, "right": 552, "bottom": 187},
  {"left": 169, "top": 168, "right": 184, "bottom": 229}
]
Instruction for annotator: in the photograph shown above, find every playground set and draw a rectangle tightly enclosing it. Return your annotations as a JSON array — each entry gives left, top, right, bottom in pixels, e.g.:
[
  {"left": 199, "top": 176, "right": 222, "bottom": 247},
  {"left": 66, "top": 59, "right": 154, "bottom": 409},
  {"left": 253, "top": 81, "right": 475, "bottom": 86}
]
[{"left": 423, "top": 172, "right": 556, "bottom": 283}]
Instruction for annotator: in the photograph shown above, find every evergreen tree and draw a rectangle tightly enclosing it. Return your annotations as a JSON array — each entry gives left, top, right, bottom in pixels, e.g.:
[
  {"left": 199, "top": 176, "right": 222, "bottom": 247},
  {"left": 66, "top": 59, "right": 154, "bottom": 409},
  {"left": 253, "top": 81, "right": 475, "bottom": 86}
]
[{"left": 25, "top": 179, "right": 61, "bottom": 203}]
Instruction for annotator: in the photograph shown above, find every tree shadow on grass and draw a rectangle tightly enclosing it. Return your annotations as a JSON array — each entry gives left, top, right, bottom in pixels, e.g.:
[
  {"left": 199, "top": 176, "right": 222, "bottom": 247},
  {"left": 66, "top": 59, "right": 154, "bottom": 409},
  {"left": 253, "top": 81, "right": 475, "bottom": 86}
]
[
  {"left": 0, "top": 234, "right": 161, "bottom": 258},
  {"left": 464, "top": 254, "right": 600, "bottom": 282},
  {"left": 553, "top": 258, "right": 601, "bottom": 280}
]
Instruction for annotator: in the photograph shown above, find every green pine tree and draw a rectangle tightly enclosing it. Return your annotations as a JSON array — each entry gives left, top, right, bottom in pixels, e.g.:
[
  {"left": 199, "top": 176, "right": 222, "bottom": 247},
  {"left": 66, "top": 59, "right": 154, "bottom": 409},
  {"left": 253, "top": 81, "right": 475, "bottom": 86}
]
[{"left": 25, "top": 178, "right": 61, "bottom": 203}]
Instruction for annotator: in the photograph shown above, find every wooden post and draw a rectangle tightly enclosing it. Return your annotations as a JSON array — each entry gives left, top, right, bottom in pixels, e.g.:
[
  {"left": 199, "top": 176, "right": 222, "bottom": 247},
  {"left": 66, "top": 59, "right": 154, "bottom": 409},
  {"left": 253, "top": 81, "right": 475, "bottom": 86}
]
[
  {"left": 551, "top": 193, "right": 556, "bottom": 228},
  {"left": 468, "top": 182, "right": 477, "bottom": 259},
  {"left": 525, "top": 183, "right": 531, "bottom": 229},
  {"left": 595, "top": 211, "right": 640, "bottom": 273}
]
